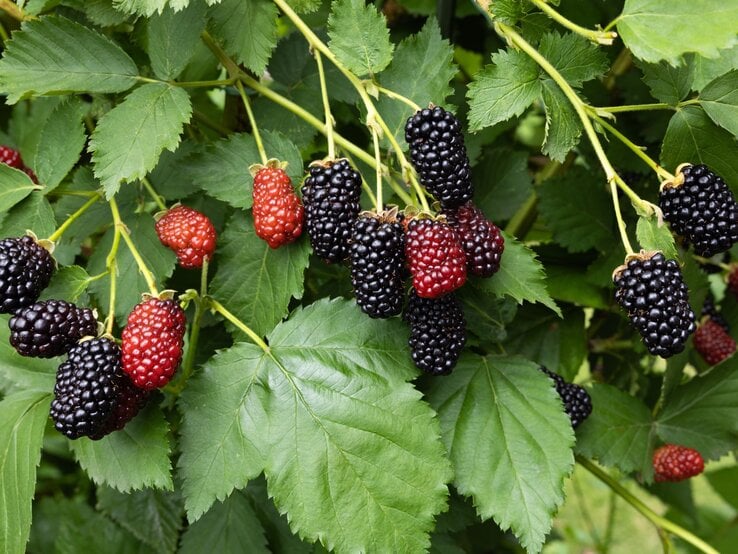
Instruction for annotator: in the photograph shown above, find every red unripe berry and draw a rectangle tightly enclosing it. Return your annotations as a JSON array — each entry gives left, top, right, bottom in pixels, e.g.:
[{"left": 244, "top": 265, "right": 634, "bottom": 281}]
[
  {"left": 653, "top": 444, "right": 704, "bottom": 482},
  {"left": 405, "top": 218, "right": 467, "bottom": 298},
  {"left": 252, "top": 166, "right": 304, "bottom": 249},
  {"left": 155, "top": 206, "right": 217, "bottom": 269},
  {"left": 0, "top": 145, "right": 23, "bottom": 169},
  {"left": 728, "top": 266, "right": 738, "bottom": 299},
  {"left": 694, "top": 319, "right": 736, "bottom": 365}
]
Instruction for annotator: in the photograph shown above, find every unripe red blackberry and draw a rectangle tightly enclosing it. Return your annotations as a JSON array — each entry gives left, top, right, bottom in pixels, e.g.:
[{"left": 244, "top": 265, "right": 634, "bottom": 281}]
[
  {"left": 9, "top": 300, "right": 97, "bottom": 358},
  {"left": 301, "top": 159, "right": 362, "bottom": 262},
  {"left": 659, "top": 164, "right": 738, "bottom": 257},
  {"left": 0, "top": 236, "right": 54, "bottom": 314},
  {"left": 0, "top": 145, "right": 23, "bottom": 169},
  {"left": 694, "top": 319, "right": 736, "bottom": 366},
  {"left": 155, "top": 205, "right": 217, "bottom": 268},
  {"left": 653, "top": 444, "right": 704, "bottom": 482},
  {"left": 404, "top": 288, "right": 466, "bottom": 375},
  {"left": 539, "top": 367, "right": 592, "bottom": 428},
  {"left": 613, "top": 251, "right": 696, "bottom": 358},
  {"left": 405, "top": 106, "right": 473, "bottom": 208},
  {"left": 405, "top": 218, "right": 466, "bottom": 298},
  {"left": 444, "top": 202, "right": 504, "bottom": 277},
  {"left": 252, "top": 163, "right": 304, "bottom": 249},
  {"left": 349, "top": 211, "right": 406, "bottom": 318}
]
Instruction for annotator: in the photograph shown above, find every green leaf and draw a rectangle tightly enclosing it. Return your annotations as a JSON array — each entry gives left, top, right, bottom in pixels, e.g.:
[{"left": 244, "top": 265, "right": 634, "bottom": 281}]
[
  {"left": 113, "top": 0, "right": 214, "bottom": 16},
  {"left": 538, "top": 32, "right": 608, "bottom": 87},
  {"left": 617, "top": 0, "right": 738, "bottom": 65},
  {"left": 327, "top": 0, "right": 393, "bottom": 77},
  {"left": 540, "top": 79, "right": 581, "bottom": 162},
  {"left": 39, "top": 266, "right": 92, "bottom": 304},
  {"left": 0, "top": 192, "right": 55, "bottom": 239},
  {"left": 575, "top": 384, "right": 655, "bottom": 478},
  {"left": 0, "top": 15, "right": 138, "bottom": 104},
  {"left": 147, "top": 3, "right": 207, "bottom": 80},
  {"left": 638, "top": 60, "right": 694, "bottom": 105},
  {"left": 70, "top": 403, "right": 172, "bottom": 491},
  {"left": 89, "top": 83, "right": 192, "bottom": 198},
  {"left": 692, "top": 44, "right": 738, "bottom": 90},
  {"left": 208, "top": 0, "right": 278, "bottom": 76},
  {"left": 700, "top": 69, "right": 738, "bottom": 138},
  {"left": 55, "top": 499, "right": 145, "bottom": 553},
  {"left": 460, "top": 288, "right": 518, "bottom": 344},
  {"left": 209, "top": 213, "right": 310, "bottom": 338},
  {"left": 65, "top": 0, "right": 131, "bottom": 26},
  {"left": 489, "top": 0, "right": 532, "bottom": 25},
  {"left": 427, "top": 355, "right": 574, "bottom": 553},
  {"left": 636, "top": 216, "right": 677, "bottom": 260},
  {"left": 468, "top": 49, "right": 541, "bottom": 131},
  {"left": 180, "top": 492, "right": 269, "bottom": 554},
  {"left": 0, "top": 391, "right": 52, "bottom": 554},
  {"left": 0, "top": 164, "right": 39, "bottom": 224},
  {"left": 474, "top": 148, "right": 533, "bottom": 221},
  {"left": 0, "top": 315, "right": 56, "bottom": 394},
  {"left": 706, "top": 466, "right": 738, "bottom": 511}
]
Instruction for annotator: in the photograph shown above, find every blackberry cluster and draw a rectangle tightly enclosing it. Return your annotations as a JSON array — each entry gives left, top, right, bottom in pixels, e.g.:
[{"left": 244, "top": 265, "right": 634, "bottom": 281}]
[
  {"left": 445, "top": 202, "right": 504, "bottom": 277},
  {"left": 9, "top": 300, "right": 97, "bottom": 358},
  {"left": 659, "top": 164, "right": 738, "bottom": 257},
  {"left": 613, "top": 252, "right": 696, "bottom": 357},
  {"left": 349, "top": 214, "right": 406, "bottom": 318},
  {"left": 404, "top": 289, "right": 466, "bottom": 375},
  {"left": 405, "top": 106, "right": 473, "bottom": 208},
  {"left": 702, "top": 294, "right": 729, "bottom": 332},
  {"left": 539, "top": 367, "right": 592, "bottom": 428},
  {"left": 301, "top": 159, "right": 362, "bottom": 262},
  {"left": 0, "top": 236, "right": 54, "bottom": 314}
]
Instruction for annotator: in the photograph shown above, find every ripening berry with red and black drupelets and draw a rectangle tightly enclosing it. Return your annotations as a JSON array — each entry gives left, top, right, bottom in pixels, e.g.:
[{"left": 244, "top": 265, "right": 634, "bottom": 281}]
[
  {"left": 404, "top": 288, "right": 466, "bottom": 375},
  {"left": 701, "top": 293, "right": 729, "bottom": 332},
  {"left": 653, "top": 444, "right": 705, "bottom": 482},
  {"left": 0, "top": 235, "right": 55, "bottom": 314},
  {"left": 9, "top": 300, "right": 97, "bottom": 358},
  {"left": 349, "top": 211, "right": 406, "bottom": 318},
  {"left": 539, "top": 367, "right": 592, "bottom": 428},
  {"left": 89, "top": 373, "right": 151, "bottom": 440},
  {"left": 613, "top": 251, "right": 696, "bottom": 358},
  {"left": 155, "top": 206, "right": 217, "bottom": 268},
  {"left": 659, "top": 164, "right": 738, "bottom": 257},
  {"left": 405, "top": 106, "right": 473, "bottom": 209},
  {"left": 252, "top": 163, "right": 304, "bottom": 249},
  {"left": 301, "top": 159, "right": 361, "bottom": 262},
  {"left": 694, "top": 319, "right": 736, "bottom": 366},
  {"left": 405, "top": 217, "right": 466, "bottom": 298},
  {"left": 121, "top": 297, "right": 186, "bottom": 390},
  {"left": 727, "top": 266, "right": 738, "bottom": 300},
  {"left": 444, "top": 202, "right": 504, "bottom": 277}
]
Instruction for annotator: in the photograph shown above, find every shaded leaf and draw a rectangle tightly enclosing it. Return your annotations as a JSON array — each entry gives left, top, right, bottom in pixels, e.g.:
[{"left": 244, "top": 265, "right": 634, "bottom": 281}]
[{"left": 700, "top": 69, "right": 738, "bottom": 138}]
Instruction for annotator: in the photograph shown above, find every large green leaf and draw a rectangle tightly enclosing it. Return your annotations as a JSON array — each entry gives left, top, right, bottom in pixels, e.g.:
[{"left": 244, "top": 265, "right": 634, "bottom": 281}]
[
  {"left": 0, "top": 164, "right": 39, "bottom": 214},
  {"left": 692, "top": 44, "right": 738, "bottom": 90},
  {"left": 0, "top": 192, "right": 55, "bottom": 239},
  {"left": 638, "top": 60, "right": 694, "bottom": 105},
  {"left": 147, "top": 3, "right": 207, "bottom": 80},
  {"left": 540, "top": 79, "right": 581, "bottom": 162},
  {"left": 538, "top": 32, "right": 608, "bottom": 87},
  {"left": 0, "top": 315, "right": 56, "bottom": 394},
  {"left": 39, "top": 266, "right": 92, "bottom": 305},
  {"left": 474, "top": 148, "right": 533, "bottom": 221},
  {"left": 636, "top": 216, "right": 677, "bottom": 260},
  {"left": 0, "top": 15, "right": 138, "bottom": 103},
  {"left": 700, "top": 69, "right": 738, "bottom": 138},
  {"left": 427, "top": 355, "right": 575, "bottom": 553}
]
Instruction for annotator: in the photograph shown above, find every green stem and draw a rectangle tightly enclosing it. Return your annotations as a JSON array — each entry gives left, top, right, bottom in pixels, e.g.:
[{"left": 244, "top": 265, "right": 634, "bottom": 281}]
[
  {"left": 693, "top": 255, "right": 732, "bottom": 272},
  {"left": 0, "top": 0, "right": 29, "bottom": 20},
  {"left": 236, "top": 80, "right": 268, "bottom": 164},
  {"left": 375, "top": 85, "right": 421, "bottom": 111},
  {"left": 528, "top": 0, "right": 617, "bottom": 44},
  {"left": 0, "top": 20, "right": 9, "bottom": 42},
  {"left": 176, "top": 259, "right": 209, "bottom": 391},
  {"left": 315, "top": 51, "right": 337, "bottom": 160},
  {"left": 141, "top": 177, "right": 167, "bottom": 211},
  {"left": 110, "top": 198, "right": 159, "bottom": 296},
  {"left": 104, "top": 223, "right": 122, "bottom": 336},
  {"left": 596, "top": 103, "right": 673, "bottom": 113},
  {"left": 577, "top": 457, "right": 719, "bottom": 554},
  {"left": 371, "top": 127, "right": 383, "bottom": 210},
  {"left": 173, "top": 78, "right": 236, "bottom": 88},
  {"left": 210, "top": 298, "right": 270, "bottom": 352},
  {"left": 47, "top": 194, "right": 99, "bottom": 242}
]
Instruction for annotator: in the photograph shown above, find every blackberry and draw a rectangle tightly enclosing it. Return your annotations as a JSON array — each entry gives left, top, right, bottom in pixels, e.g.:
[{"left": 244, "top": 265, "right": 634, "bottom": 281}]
[
  {"left": 301, "top": 159, "right": 362, "bottom": 262},
  {"left": 444, "top": 202, "right": 504, "bottom": 277},
  {"left": 50, "top": 337, "right": 123, "bottom": 440},
  {"left": 539, "top": 367, "right": 592, "bottom": 428},
  {"left": 613, "top": 251, "right": 696, "bottom": 358},
  {"left": 89, "top": 374, "right": 150, "bottom": 440},
  {"left": 0, "top": 236, "right": 54, "bottom": 314},
  {"left": 9, "top": 300, "right": 97, "bottom": 358},
  {"left": 659, "top": 164, "right": 738, "bottom": 257},
  {"left": 405, "top": 106, "right": 473, "bottom": 208},
  {"left": 404, "top": 288, "right": 466, "bottom": 375},
  {"left": 702, "top": 294, "right": 729, "bottom": 332},
  {"left": 349, "top": 212, "right": 406, "bottom": 318}
]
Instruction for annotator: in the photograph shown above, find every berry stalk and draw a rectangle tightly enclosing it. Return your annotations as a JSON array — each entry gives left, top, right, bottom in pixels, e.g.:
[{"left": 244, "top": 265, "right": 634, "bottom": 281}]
[
  {"left": 109, "top": 198, "right": 159, "bottom": 296},
  {"left": 210, "top": 298, "right": 269, "bottom": 352},
  {"left": 371, "top": 127, "right": 383, "bottom": 211},
  {"left": 141, "top": 177, "right": 167, "bottom": 211},
  {"left": 528, "top": 0, "right": 617, "bottom": 45},
  {"left": 375, "top": 85, "right": 421, "bottom": 111},
  {"left": 47, "top": 194, "right": 100, "bottom": 243},
  {"left": 314, "top": 50, "right": 337, "bottom": 160},
  {"left": 236, "top": 80, "right": 269, "bottom": 165}
]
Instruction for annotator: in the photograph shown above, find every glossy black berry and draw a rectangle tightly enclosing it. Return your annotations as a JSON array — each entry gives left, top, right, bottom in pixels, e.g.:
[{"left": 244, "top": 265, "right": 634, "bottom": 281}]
[
  {"left": 444, "top": 202, "right": 504, "bottom": 277},
  {"left": 539, "top": 367, "right": 593, "bottom": 428},
  {"left": 659, "top": 164, "right": 738, "bottom": 257},
  {"left": 613, "top": 252, "right": 696, "bottom": 358},
  {"left": 89, "top": 374, "right": 150, "bottom": 440},
  {"left": 301, "top": 159, "right": 362, "bottom": 263},
  {"left": 404, "top": 288, "right": 466, "bottom": 375},
  {"left": 702, "top": 293, "right": 729, "bottom": 332},
  {"left": 350, "top": 214, "right": 406, "bottom": 318},
  {"left": 405, "top": 106, "right": 473, "bottom": 209},
  {"left": 0, "top": 236, "right": 54, "bottom": 314},
  {"left": 9, "top": 300, "right": 97, "bottom": 358}
]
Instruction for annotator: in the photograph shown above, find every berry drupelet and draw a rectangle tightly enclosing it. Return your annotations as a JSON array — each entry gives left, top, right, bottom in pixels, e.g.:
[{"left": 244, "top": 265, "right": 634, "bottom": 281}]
[
  {"left": 405, "top": 218, "right": 466, "bottom": 298},
  {"left": 155, "top": 205, "right": 217, "bottom": 268},
  {"left": 9, "top": 300, "right": 97, "bottom": 358},
  {"left": 613, "top": 251, "right": 696, "bottom": 358},
  {"left": 539, "top": 367, "right": 592, "bottom": 428},
  {"left": 252, "top": 163, "right": 304, "bottom": 249},
  {"left": 653, "top": 444, "right": 705, "bottom": 482},
  {"left": 659, "top": 164, "right": 738, "bottom": 257},
  {"left": 694, "top": 319, "right": 736, "bottom": 366},
  {"left": 89, "top": 374, "right": 151, "bottom": 440},
  {"left": 405, "top": 106, "right": 473, "bottom": 208},
  {"left": 444, "top": 202, "right": 504, "bottom": 277},
  {"left": 0, "top": 235, "right": 54, "bottom": 314},
  {"left": 0, "top": 145, "right": 23, "bottom": 169}
]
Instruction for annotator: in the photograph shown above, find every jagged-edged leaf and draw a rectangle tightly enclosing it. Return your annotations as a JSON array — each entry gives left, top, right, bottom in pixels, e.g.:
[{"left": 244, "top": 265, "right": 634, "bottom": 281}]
[
  {"left": 474, "top": 148, "right": 533, "bottom": 221},
  {"left": 636, "top": 216, "right": 677, "bottom": 260},
  {"left": 700, "top": 69, "right": 738, "bottom": 138},
  {"left": 54, "top": 499, "right": 145, "bottom": 553},
  {"left": 638, "top": 60, "right": 694, "bottom": 105},
  {"left": 538, "top": 32, "right": 608, "bottom": 87},
  {"left": 540, "top": 79, "right": 581, "bottom": 162},
  {"left": 147, "top": 2, "right": 207, "bottom": 80},
  {"left": 0, "top": 15, "right": 138, "bottom": 103},
  {"left": 0, "top": 316, "right": 56, "bottom": 394},
  {"left": 427, "top": 355, "right": 574, "bottom": 553},
  {"left": 692, "top": 44, "right": 738, "bottom": 90},
  {"left": 114, "top": 0, "right": 223, "bottom": 15},
  {"left": 0, "top": 164, "right": 39, "bottom": 214},
  {"left": 90, "top": 83, "right": 192, "bottom": 198},
  {"left": 40, "top": 266, "right": 92, "bottom": 304},
  {"left": 0, "top": 192, "right": 55, "bottom": 239}
]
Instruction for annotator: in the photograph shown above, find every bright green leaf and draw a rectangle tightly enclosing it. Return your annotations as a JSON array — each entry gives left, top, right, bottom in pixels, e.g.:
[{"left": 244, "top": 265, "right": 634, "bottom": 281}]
[
  {"left": 0, "top": 192, "right": 55, "bottom": 239},
  {"left": 692, "top": 44, "right": 738, "bottom": 90},
  {"left": 700, "top": 69, "right": 738, "bottom": 138},
  {"left": 538, "top": 32, "right": 608, "bottom": 87},
  {"left": 636, "top": 216, "right": 677, "bottom": 260},
  {"left": 540, "top": 79, "right": 581, "bottom": 162},
  {"left": 0, "top": 164, "right": 39, "bottom": 214},
  {"left": 40, "top": 266, "right": 92, "bottom": 304},
  {"left": 147, "top": 3, "right": 207, "bottom": 80},
  {"left": 0, "top": 316, "right": 56, "bottom": 394},
  {"left": 638, "top": 60, "right": 694, "bottom": 105}
]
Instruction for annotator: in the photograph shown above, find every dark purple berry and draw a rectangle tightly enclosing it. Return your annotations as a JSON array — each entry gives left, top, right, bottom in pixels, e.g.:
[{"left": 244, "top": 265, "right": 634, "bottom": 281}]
[
  {"left": 539, "top": 366, "right": 592, "bottom": 428},
  {"left": 0, "top": 236, "right": 54, "bottom": 314},
  {"left": 444, "top": 202, "right": 504, "bottom": 277}
]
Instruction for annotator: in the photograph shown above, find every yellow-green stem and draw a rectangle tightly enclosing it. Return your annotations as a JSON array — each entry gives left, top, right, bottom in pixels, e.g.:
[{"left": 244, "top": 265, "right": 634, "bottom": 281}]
[
  {"left": 141, "top": 177, "right": 167, "bottom": 211},
  {"left": 375, "top": 85, "right": 421, "bottom": 111},
  {"left": 315, "top": 51, "right": 337, "bottom": 160},
  {"left": 528, "top": 0, "right": 617, "bottom": 44},
  {"left": 0, "top": 20, "right": 9, "bottom": 42},
  {"left": 236, "top": 80, "right": 268, "bottom": 165},
  {"left": 372, "top": 128, "right": 383, "bottom": 210},
  {"left": 176, "top": 259, "right": 209, "bottom": 392},
  {"left": 104, "top": 223, "right": 123, "bottom": 335},
  {"left": 110, "top": 198, "right": 159, "bottom": 296},
  {"left": 0, "top": 0, "right": 30, "bottom": 21},
  {"left": 47, "top": 194, "right": 99, "bottom": 243},
  {"left": 173, "top": 78, "right": 236, "bottom": 88},
  {"left": 210, "top": 298, "right": 270, "bottom": 352}
]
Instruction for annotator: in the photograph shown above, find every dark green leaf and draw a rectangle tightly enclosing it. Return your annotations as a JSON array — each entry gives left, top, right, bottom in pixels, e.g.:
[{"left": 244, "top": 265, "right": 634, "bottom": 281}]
[
  {"left": 700, "top": 69, "right": 738, "bottom": 138},
  {"left": 638, "top": 60, "right": 694, "bottom": 105},
  {"left": 541, "top": 79, "right": 581, "bottom": 162},
  {"left": 147, "top": 3, "right": 207, "bottom": 80},
  {"left": 0, "top": 164, "right": 40, "bottom": 214},
  {"left": 0, "top": 315, "right": 56, "bottom": 394},
  {"left": 0, "top": 192, "right": 55, "bottom": 239},
  {"left": 538, "top": 32, "right": 608, "bottom": 87},
  {"left": 474, "top": 148, "right": 533, "bottom": 221},
  {"left": 39, "top": 266, "right": 92, "bottom": 304}
]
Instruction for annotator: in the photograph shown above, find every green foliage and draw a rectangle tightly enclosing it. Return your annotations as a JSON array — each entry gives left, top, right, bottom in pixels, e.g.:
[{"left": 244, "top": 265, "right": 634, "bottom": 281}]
[
  {"left": 0, "top": 163, "right": 39, "bottom": 213},
  {"left": 700, "top": 69, "right": 738, "bottom": 138},
  {"left": 636, "top": 216, "right": 677, "bottom": 260},
  {"left": 147, "top": 3, "right": 207, "bottom": 80}
]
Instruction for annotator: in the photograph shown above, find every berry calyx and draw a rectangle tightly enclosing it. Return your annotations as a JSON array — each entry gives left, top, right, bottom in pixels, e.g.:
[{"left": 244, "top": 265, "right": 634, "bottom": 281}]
[
  {"left": 0, "top": 235, "right": 55, "bottom": 314},
  {"left": 155, "top": 205, "right": 217, "bottom": 268},
  {"left": 653, "top": 444, "right": 705, "bottom": 482},
  {"left": 252, "top": 161, "right": 304, "bottom": 249},
  {"left": 444, "top": 202, "right": 504, "bottom": 277},
  {"left": 694, "top": 319, "right": 736, "bottom": 366},
  {"left": 539, "top": 367, "right": 592, "bottom": 428},
  {"left": 405, "top": 217, "right": 466, "bottom": 298}
]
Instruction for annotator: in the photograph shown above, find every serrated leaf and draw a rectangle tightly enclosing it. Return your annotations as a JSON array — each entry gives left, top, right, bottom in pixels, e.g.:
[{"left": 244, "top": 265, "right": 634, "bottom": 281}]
[
  {"left": 636, "top": 216, "right": 677, "bottom": 259},
  {"left": 538, "top": 32, "right": 608, "bottom": 87},
  {"left": 427, "top": 355, "right": 574, "bottom": 553},
  {"left": 540, "top": 79, "right": 581, "bottom": 162},
  {"left": 209, "top": 214, "right": 310, "bottom": 338},
  {"left": 489, "top": 0, "right": 532, "bottom": 25},
  {"left": 0, "top": 164, "right": 39, "bottom": 214},
  {"left": 0, "top": 315, "right": 56, "bottom": 394},
  {"left": 147, "top": 3, "right": 207, "bottom": 80},
  {"left": 459, "top": 288, "right": 518, "bottom": 344},
  {"left": 474, "top": 148, "right": 533, "bottom": 221},
  {"left": 0, "top": 192, "right": 55, "bottom": 239},
  {"left": 327, "top": 0, "right": 393, "bottom": 77},
  {"left": 638, "top": 60, "right": 694, "bottom": 105},
  {"left": 700, "top": 69, "right": 738, "bottom": 138},
  {"left": 39, "top": 266, "right": 92, "bottom": 304},
  {"left": 617, "top": 0, "right": 738, "bottom": 65},
  {"left": 113, "top": 0, "right": 204, "bottom": 16},
  {"left": 468, "top": 49, "right": 541, "bottom": 131},
  {"left": 0, "top": 15, "right": 138, "bottom": 104},
  {"left": 64, "top": 0, "right": 131, "bottom": 26},
  {"left": 55, "top": 499, "right": 145, "bottom": 553},
  {"left": 90, "top": 83, "right": 192, "bottom": 198},
  {"left": 70, "top": 403, "right": 172, "bottom": 491},
  {"left": 208, "top": 0, "right": 278, "bottom": 76},
  {"left": 0, "top": 391, "right": 52, "bottom": 554},
  {"left": 692, "top": 44, "right": 738, "bottom": 90}
]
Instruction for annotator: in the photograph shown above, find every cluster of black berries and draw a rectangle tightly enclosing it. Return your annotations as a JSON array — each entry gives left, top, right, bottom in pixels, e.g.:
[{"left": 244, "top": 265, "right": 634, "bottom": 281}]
[{"left": 539, "top": 367, "right": 592, "bottom": 428}]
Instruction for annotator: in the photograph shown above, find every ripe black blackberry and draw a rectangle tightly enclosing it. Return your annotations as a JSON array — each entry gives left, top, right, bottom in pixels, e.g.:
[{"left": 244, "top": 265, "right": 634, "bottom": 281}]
[
  {"left": 0, "top": 235, "right": 54, "bottom": 314},
  {"left": 659, "top": 164, "right": 738, "bottom": 257},
  {"left": 9, "top": 300, "right": 97, "bottom": 358},
  {"left": 539, "top": 367, "right": 592, "bottom": 428},
  {"left": 702, "top": 294, "right": 729, "bottom": 332},
  {"left": 301, "top": 159, "right": 362, "bottom": 262},
  {"left": 50, "top": 337, "right": 123, "bottom": 440},
  {"left": 405, "top": 106, "right": 473, "bottom": 208},
  {"left": 613, "top": 251, "right": 696, "bottom": 358},
  {"left": 349, "top": 212, "right": 406, "bottom": 318},
  {"left": 444, "top": 202, "right": 504, "bottom": 277},
  {"left": 404, "top": 288, "right": 466, "bottom": 375},
  {"left": 89, "top": 374, "right": 150, "bottom": 440}
]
